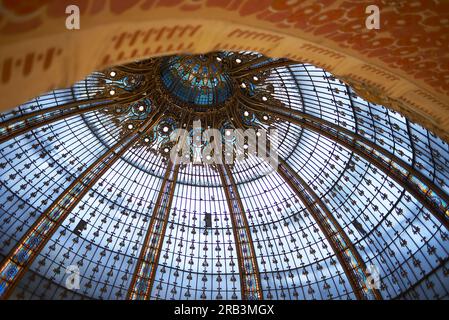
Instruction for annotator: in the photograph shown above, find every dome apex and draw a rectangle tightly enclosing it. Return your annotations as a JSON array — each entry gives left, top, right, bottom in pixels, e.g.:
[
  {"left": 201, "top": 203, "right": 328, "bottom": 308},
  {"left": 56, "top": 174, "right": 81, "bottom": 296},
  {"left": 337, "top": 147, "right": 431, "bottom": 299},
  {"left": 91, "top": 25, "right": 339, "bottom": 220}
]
[{"left": 160, "top": 54, "right": 233, "bottom": 107}]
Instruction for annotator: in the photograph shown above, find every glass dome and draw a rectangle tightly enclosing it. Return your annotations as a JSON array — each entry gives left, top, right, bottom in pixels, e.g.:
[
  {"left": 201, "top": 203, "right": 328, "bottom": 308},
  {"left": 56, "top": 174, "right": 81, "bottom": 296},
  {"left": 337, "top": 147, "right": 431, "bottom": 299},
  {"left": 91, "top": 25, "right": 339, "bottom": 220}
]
[
  {"left": 0, "top": 51, "right": 448, "bottom": 300},
  {"left": 160, "top": 54, "right": 233, "bottom": 107}
]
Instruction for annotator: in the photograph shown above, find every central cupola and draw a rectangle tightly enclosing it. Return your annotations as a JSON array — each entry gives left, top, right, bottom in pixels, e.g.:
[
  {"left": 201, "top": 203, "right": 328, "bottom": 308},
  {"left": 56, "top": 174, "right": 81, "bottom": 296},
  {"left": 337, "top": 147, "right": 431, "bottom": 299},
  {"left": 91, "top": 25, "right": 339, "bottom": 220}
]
[{"left": 160, "top": 53, "right": 234, "bottom": 109}]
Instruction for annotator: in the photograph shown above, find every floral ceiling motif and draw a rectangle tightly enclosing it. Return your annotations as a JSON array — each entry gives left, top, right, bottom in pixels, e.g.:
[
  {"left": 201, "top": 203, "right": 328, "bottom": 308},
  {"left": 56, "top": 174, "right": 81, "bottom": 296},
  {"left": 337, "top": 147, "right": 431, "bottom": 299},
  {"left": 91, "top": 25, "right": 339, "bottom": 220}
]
[{"left": 1, "top": 0, "right": 447, "bottom": 93}]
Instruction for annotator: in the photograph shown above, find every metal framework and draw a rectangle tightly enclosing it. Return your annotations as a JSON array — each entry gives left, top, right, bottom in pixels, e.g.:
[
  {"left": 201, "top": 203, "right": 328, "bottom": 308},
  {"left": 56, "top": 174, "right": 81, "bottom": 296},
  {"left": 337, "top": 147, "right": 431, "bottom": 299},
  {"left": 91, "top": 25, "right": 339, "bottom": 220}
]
[
  {"left": 240, "top": 95, "right": 449, "bottom": 230},
  {"left": 0, "top": 87, "right": 148, "bottom": 144},
  {"left": 0, "top": 112, "right": 162, "bottom": 299},
  {"left": 233, "top": 59, "right": 297, "bottom": 78},
  {"left": 277, "top": 158, "right": 382, "bottom": 300},
  {"left": 217, "top": 164, "right": 262, "bottom": 300},
  {"left": 126, "top": 161, "right": 180, "bottom": 300},
  {"left": 229, "top": 55, "right": 271, "bottom": 74},
  {"left": 0, "top": 51, "right": 449, "bottom": 300}
]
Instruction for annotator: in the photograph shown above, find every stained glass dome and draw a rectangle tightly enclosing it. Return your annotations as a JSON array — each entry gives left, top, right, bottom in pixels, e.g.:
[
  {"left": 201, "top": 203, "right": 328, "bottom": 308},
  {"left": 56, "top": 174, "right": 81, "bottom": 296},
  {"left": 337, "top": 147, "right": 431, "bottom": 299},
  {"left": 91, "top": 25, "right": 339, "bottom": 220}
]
[
  {"left": 0, "top": 51, "right": 448, "bottom": 301},
  {"left": 160, "top": 54, "right": 234, "bottom": 108}
]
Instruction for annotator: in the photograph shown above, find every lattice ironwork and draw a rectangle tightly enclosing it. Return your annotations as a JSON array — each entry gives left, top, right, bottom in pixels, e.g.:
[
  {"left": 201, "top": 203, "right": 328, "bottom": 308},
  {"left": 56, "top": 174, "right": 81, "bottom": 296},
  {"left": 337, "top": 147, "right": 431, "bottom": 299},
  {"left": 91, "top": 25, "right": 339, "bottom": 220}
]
[
  {"left": 217, "top": 164, "right": 262, "bottom": 300},
  {"left": 127, "top": 161, "right": 180, "bottom": 300},
  {"left": 0, "top": 112, "right": 162, "bottom": 298},
  {"left": 0, "top": 50, "right": 448, "bottom": 301},
  {"left": 278, "top": 159, "right": 382, "bottom": 300}
]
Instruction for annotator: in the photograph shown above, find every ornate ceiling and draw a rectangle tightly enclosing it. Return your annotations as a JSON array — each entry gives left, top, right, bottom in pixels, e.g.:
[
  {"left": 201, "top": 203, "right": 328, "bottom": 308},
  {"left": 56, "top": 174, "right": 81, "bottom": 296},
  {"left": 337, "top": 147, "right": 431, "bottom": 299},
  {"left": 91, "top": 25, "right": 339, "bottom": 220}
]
[
  {"left": 0, "top": 51, "right": 448, "bottom": 300},
  {"left": 0, "top": 0, "right": 448, "bottom": 142}
]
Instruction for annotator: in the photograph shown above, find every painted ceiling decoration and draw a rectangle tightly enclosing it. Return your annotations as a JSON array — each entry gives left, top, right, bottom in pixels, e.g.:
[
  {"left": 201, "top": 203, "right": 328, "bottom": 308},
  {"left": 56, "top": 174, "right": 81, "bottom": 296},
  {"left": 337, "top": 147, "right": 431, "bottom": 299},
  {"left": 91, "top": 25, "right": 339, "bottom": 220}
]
[
  {"left": 0, "top": 0, "right": 448, "bottom": 144},
  {"left": 0, "top": 51, "right": 448, "bottom": 300}
]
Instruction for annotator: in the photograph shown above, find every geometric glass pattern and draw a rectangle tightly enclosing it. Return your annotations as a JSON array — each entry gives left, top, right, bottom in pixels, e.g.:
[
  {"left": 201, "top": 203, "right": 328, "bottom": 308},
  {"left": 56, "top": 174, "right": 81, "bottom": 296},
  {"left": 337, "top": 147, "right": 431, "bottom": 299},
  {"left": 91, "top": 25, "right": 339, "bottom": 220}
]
[{"left": 0, "top": 51, "right": 448, "bottom": 300}]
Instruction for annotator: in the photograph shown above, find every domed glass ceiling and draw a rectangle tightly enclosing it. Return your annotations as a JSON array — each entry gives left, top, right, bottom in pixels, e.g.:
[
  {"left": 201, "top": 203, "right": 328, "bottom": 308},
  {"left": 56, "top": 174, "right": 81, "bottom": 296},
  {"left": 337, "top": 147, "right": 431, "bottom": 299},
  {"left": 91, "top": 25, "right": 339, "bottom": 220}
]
[
  {"left": 160, "top": 53, "right": 233, "bottom": 107},
  {"left": 0, "top": 51, "right": 448, "bottom": 300}
]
